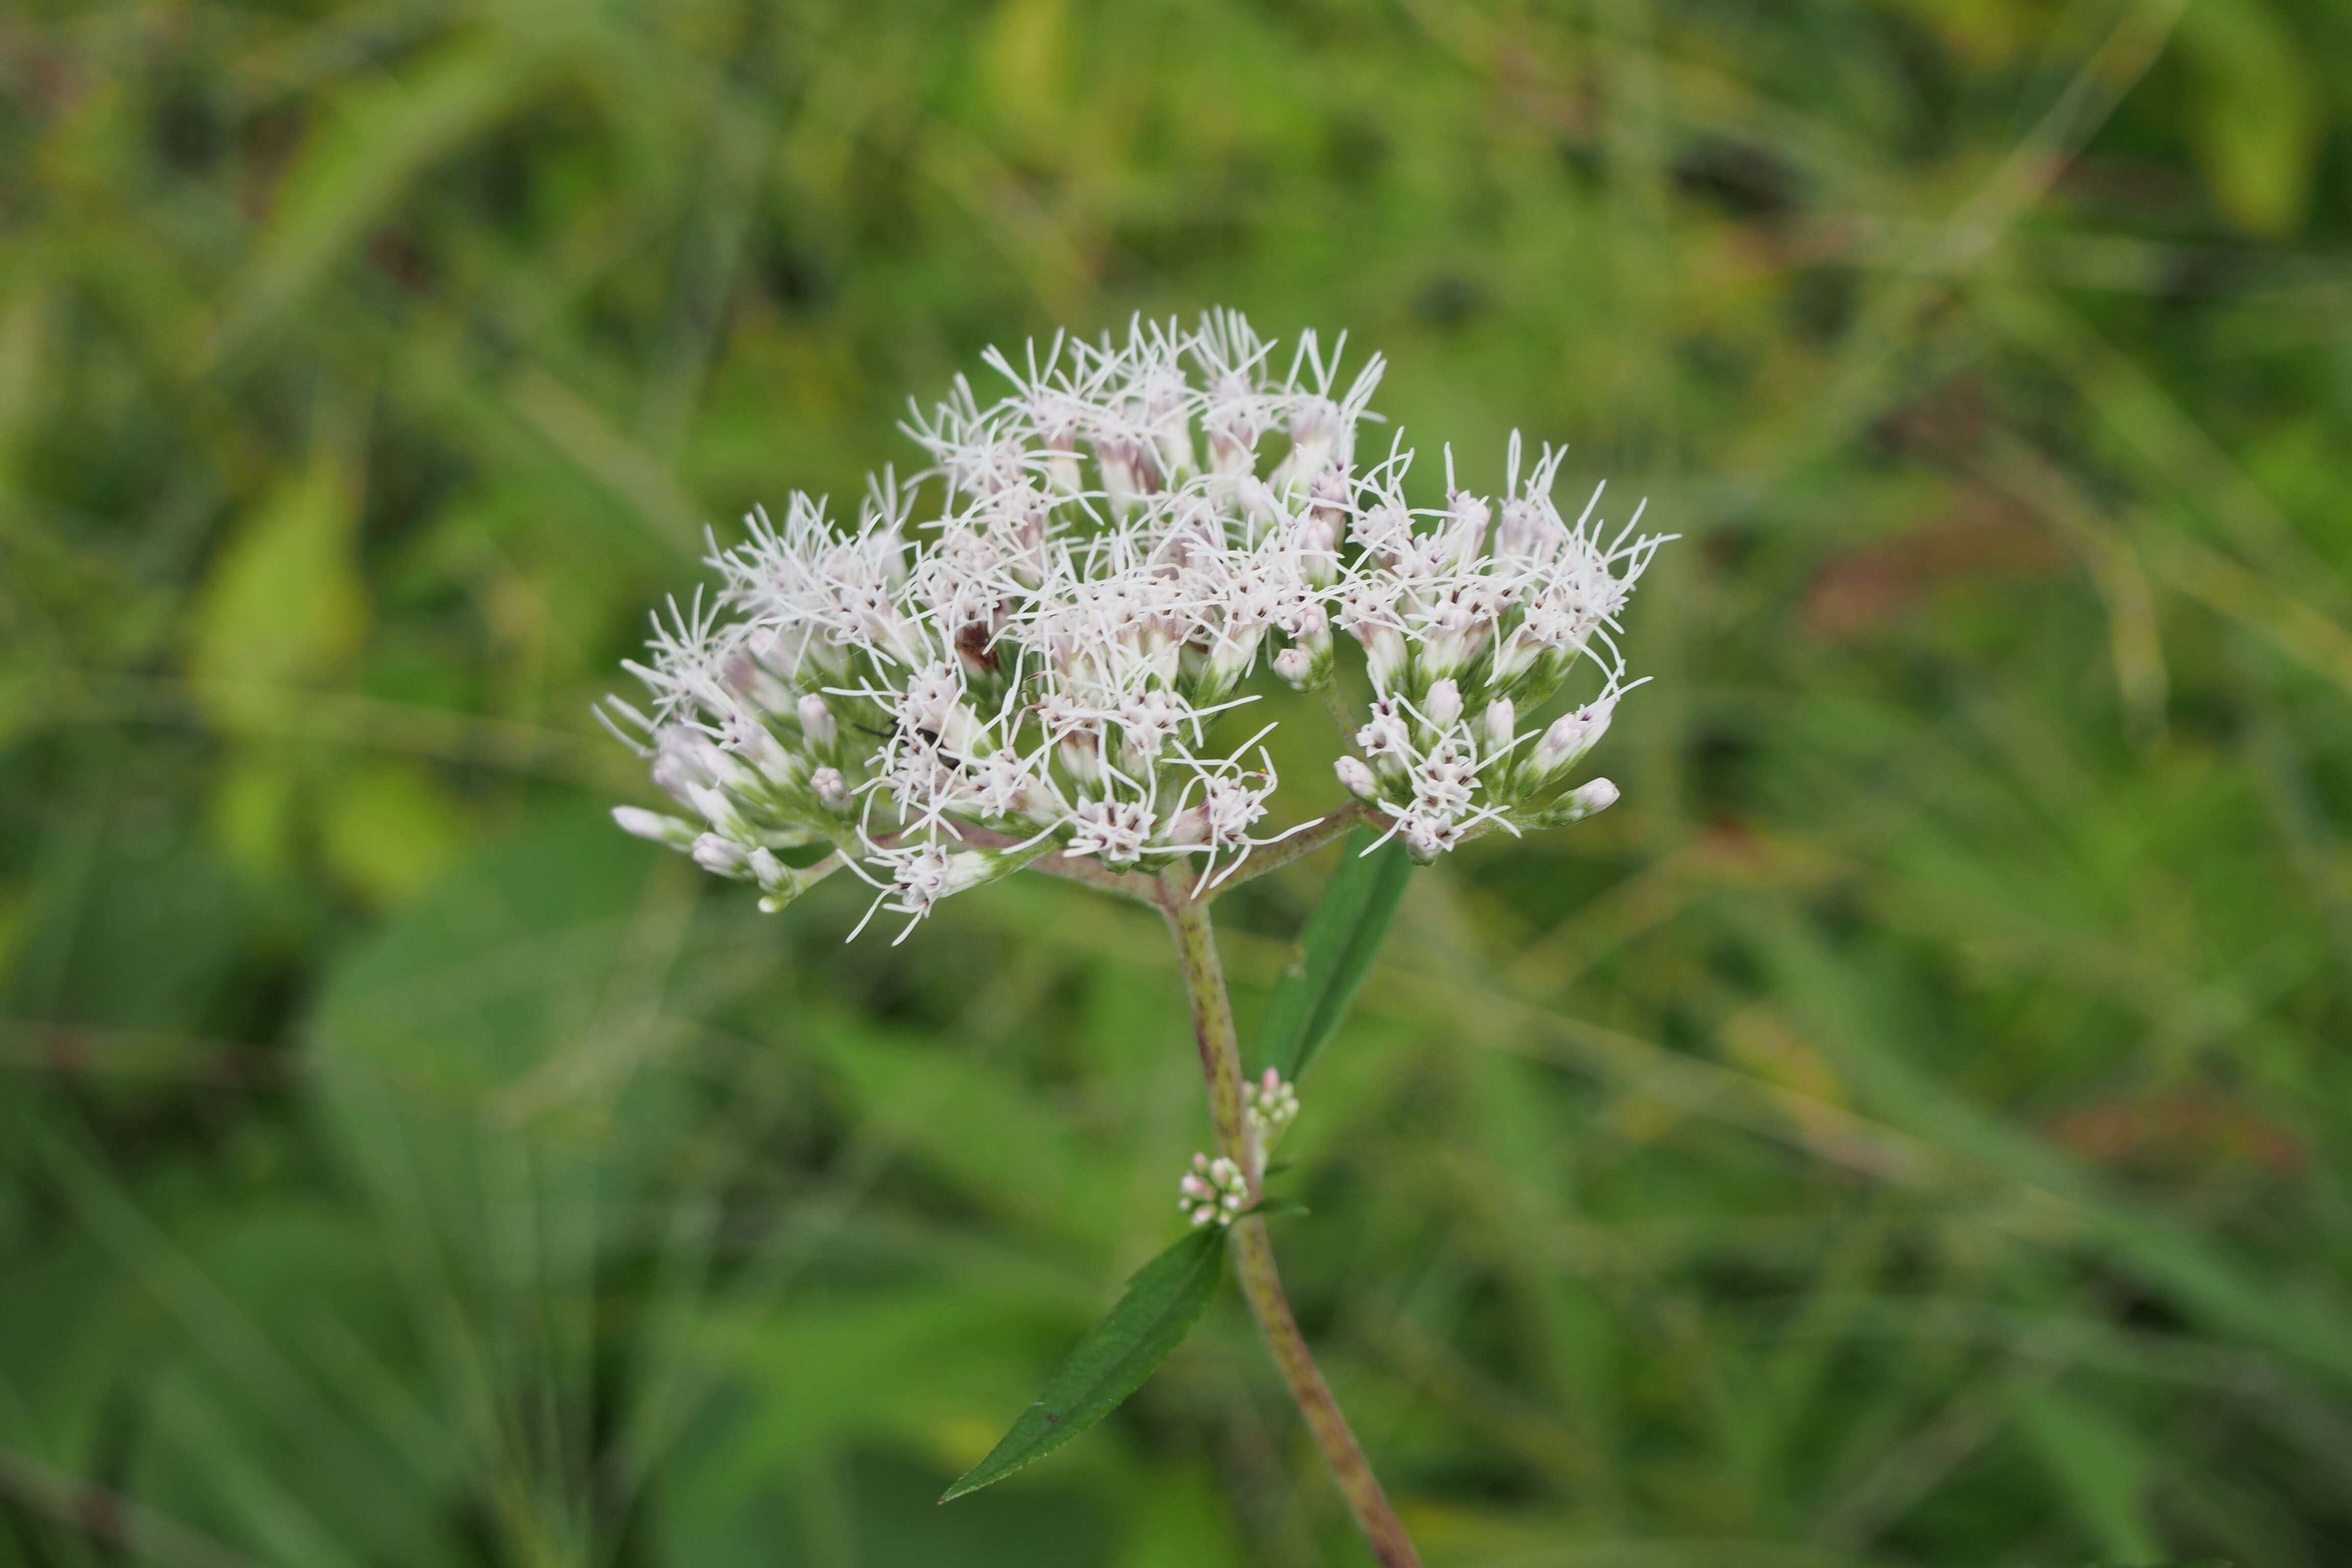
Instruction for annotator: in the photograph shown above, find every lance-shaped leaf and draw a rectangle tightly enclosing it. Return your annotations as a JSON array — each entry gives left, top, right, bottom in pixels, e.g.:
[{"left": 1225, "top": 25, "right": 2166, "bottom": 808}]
[
  {"left": 941, "top": 1228, "right": 1226, "bottom": 1501},
  {"left": 1252, "top": 827, "right": 1414, "bottom": 1082}
]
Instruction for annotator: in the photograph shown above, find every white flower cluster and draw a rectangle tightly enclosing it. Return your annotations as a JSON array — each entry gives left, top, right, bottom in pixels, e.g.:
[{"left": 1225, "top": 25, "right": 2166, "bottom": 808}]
[
  {"left": 1327, "top": 428, "right": 1661, "bottom": 856},
  {"left": 1179, "top": 1152, "right": 1250, "bottom": 1228},
  {"left": 605, "top": 311, "right": 1663, "bottom": 936}
]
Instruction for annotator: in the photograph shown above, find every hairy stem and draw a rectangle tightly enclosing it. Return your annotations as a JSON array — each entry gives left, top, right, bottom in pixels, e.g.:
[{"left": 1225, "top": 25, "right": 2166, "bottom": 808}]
[
  {"left": 1161, "top": 868, "right": 1250, "bottom": 1160},
  {"left": 1158, "top": 871, "right": 1424, "bottom": 1568},
  {"left": 1228, "top": 1218, "right": 1424, "bottom": 1568}
]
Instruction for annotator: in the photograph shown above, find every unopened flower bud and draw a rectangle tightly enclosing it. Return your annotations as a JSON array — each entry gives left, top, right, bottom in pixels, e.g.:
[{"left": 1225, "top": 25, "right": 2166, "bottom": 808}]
[
  {"left": 1236, "top": 475, "right": 1281, "bottom": 529},
  {"left": 612, "top": 806, "right": 699, "bottom": 850},
  {"left": 1059, "top": 731, "right": 1104, "bottom": 786},
  {"left": 648, "top": 722, "right": 713, "bottom": 780},
  {"left": 1526, "top": 776, "right": 1620, "bottom": 829},
  {"left": 687, "top": 783, "right": 755, "bottom": 842},
  {"left": 1204, "top": 626, "right": 1267, "bottom": 701},
  {"left": 1335, "top": 755, "right": 1379, "bottom": 800},
  {"left": 1445, "top": 491, "right": 1491, "bottom": 565},
  {"left": 797, "top": 694, "right": 836, "bottom": 749},
  {"left": 1298, "top": 517, "right": 1340, "bottom": 586},
  {"left": 1178, "top": 1152, "right": 1250, "bottom": 1228},
  {"left": 1483, "top": 698, "right": 1516, "bottom": 754},
  {"left": 1560, "top": 776, "right": 1619, "bottom": 819},
  {"left": 691, "top": 833, "right": 751, "bottom": 879},
  {"left": 1309, "top": 465, "right": 1351, "bottom": 519},
  {"left": 1425, "top": 678, "right": 1463, "bottom": 729},
  {"left": 1494, "top": 498, "right": 1534, "bottom": 557},
  {"left": 812, "top": 767, "right": 850, "bottom": 812},
  {"left": 1244, "top": 1068, "right": 1300, "bottom": 1146},
  {"left": 1166, "top": 802, "right": 1211, "bottom": 846},
  {"left": 1525, "top": 696, "right": 1616, "bottom": 783},
  {"left": 758, "top": 734, "right": 812, "bottom": 792},
  {"left": 1271, "top": 647, "right": 1312, "bottom": 685}
]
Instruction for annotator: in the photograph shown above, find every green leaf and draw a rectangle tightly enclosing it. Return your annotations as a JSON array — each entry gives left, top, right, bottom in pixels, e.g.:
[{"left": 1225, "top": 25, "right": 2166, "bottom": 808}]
[
  {"left": 318, "top": 762, "right": 468, "bottom": 906},
  {"left": 2013, "top": 1388, "right": 2160, "bottom": 1564},
  {"left": 2177, "top": 0, "right": 2320, "bottom": 236},
  {"left": 1251, "top": 827, "right": 1413, "bottom": 1082},
  {"left": 1245, "top": 1197, "right": 1310, "bottom": 1219},
  {"left": 188, "top": 451, "right": 369, "bottom": 720},
  {"left": 941, "top": 1229, "right": 1225, "bottom": 1501}
]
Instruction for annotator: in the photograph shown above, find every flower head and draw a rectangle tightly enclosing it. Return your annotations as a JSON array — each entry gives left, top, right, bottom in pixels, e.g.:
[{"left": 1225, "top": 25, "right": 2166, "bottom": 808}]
[{"left": 606, "top": 311, "right": 1665, "bottom": 935}]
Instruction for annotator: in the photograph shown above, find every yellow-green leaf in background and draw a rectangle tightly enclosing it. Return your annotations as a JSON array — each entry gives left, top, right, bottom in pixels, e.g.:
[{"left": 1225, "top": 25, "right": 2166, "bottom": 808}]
[
  {"left": 188, "top": 452, "right": 369, "bottom": 727},
  {"left": 980, "top": 0, "right": 1070, "bottom": 149},
  {"left": 2176, "top": 0, "right": 2321, "bottom": 236},
  {"left": 208, "top": 755, "right": 302, "bottom": 885},
  {"left": 318, "top": 762, "right": 467, "bottom": 906}
]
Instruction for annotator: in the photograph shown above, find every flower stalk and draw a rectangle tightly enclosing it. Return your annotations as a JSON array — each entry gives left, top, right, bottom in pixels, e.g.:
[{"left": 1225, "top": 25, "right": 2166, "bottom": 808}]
[{"left": 1158, "top": 866, "right": 1424, "bottom": 1568}]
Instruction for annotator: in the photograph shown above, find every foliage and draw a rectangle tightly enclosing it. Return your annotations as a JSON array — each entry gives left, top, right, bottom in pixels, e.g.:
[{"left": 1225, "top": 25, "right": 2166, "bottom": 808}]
[
  {"left": 1253, "top": 829, "right": 1414, "bottom": 1084},
  {"left": 945, "top": 1227, "right": 1228, "bottom": 1503},
  {"left": 5, "top": 0, "right": 2352, "bottom": 1564}
]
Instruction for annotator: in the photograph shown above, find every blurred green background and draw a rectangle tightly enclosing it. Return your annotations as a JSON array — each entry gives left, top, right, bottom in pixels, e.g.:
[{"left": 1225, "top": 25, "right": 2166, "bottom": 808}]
[{"left": 7, "top": 1, "right": 2352, "bottom": 1564}]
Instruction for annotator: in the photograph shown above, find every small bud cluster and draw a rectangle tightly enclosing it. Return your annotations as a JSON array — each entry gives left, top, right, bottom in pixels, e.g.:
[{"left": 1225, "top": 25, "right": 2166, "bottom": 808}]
[
  {"left": 606, "top": 311, "right": 1664, "bottom": 936},
  {"left": 1179, "top": 1152, "right": 1250, "bottom": 1228},
  {"left": 1243, "top": 1067, "right": 1300, "bottom": 1144}
]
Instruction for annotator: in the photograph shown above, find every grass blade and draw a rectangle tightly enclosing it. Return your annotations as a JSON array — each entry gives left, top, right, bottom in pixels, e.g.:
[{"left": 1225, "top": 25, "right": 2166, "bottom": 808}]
[{"left": 940, "top": 1228, "right": 1225, "bottom": 1501}]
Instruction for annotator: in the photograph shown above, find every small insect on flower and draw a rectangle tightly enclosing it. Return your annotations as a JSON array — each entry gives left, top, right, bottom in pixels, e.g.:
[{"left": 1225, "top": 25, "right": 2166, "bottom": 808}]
[
  {"left": 604, "top": 310, "right": 1667, "bottom": 935},
  {"left": 1179, "top": 1152, "right": 1251, "bottom": 1228}
]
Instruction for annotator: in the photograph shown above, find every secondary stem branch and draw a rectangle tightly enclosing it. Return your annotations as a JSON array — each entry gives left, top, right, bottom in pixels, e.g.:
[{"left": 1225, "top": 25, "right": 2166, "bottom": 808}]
[
  {"left": 1158, "top": 871, "right": 1424, "bottom": 1568},
  {"left": 957, "top": 825, "right": 1161, "bottom": 901},
  {"left": 1213, "top": 800, "right": 1386, "bottom": 892}
]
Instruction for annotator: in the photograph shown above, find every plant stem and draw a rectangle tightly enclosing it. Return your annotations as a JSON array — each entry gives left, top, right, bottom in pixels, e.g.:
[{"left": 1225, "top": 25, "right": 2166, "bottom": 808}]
[
  {"left": 955, "top": 824, "right": 1162, "bottom": 902},
  {"left": 1158, "top": 871, "right": 1425, "bottom": 1568},
  {"left": 1161, "top": 868, "right": 1250, "bottom": 1161},
  {"left": 1227, "top": 1218, "right": 1423, "bottom": 1568},
  {"left": 1211, "top": 800, "right": 1384, "bottom": 891}
]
